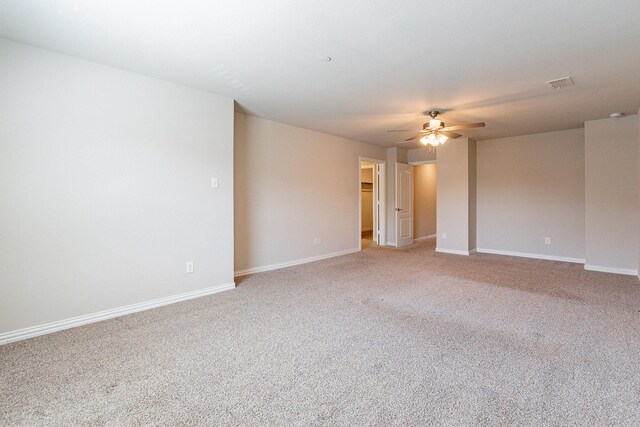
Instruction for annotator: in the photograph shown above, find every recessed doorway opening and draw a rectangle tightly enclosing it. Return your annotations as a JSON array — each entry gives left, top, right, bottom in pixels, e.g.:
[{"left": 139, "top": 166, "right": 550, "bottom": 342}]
[
  {"left": 359, "top": 157, "right": 385, "bottom": 250},
  {"left": 411, "top": 161, "right": 437, "bottom": 245}
]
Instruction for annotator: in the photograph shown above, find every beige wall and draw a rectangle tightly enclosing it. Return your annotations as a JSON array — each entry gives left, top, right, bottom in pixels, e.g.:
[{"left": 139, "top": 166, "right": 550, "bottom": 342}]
[
  {"left": 234, "top": 113, "right": 385, "bottom": 273},
  {"left": 477, "top": 129, "right": 585, "bottom": 260},
  {"left": 585, "top": 115, "right": 639, "bottom": 273},
  {"left": 361, "top": 168, "right": 374, "bottom": 182},
  {"left": 468, "top": 141, "right": 477, "bottom": 250},
  {"left": 436, "top": 138, "right": 476, "bottom": 254},
  {"left": 0, "top": 39, "right": 235, "bottom": 335},
  {"left": 361, "top": 191, "right": 374, "bottom": 231},
  {"left": 408, "top": 147, "right": 436, "bottom": 163},
  {"left": 413, "top": 164, "right": 437, "bottom": 239}
]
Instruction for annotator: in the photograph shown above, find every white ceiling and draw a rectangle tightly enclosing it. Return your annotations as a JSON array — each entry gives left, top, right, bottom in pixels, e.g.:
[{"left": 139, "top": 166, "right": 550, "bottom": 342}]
[{"left": 1, "top": 0, "right": 639, "bottom": 146}]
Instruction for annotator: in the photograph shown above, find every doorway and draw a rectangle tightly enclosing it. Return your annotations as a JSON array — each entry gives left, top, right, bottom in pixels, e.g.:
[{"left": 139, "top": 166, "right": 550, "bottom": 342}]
[
  {"left": 359, "top": 157, "right": 385, "bottom": 250},
  {"left": 411, "top": 161, "right": 437, "bottom": 245}
]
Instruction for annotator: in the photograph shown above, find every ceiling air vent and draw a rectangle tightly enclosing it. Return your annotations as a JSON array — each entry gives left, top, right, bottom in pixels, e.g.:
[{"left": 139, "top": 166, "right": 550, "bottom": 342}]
[{"left": 545, "top": 76, "right": 574, "bottom": 90}]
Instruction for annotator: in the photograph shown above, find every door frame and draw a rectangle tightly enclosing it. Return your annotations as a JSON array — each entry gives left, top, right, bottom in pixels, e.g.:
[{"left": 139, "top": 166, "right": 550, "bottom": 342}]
[{"left": 358, "top": 156, "right": 386, "bottom": 251}]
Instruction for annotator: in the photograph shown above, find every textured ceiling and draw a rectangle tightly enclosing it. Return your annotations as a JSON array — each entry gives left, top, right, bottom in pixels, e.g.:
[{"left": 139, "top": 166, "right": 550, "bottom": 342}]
[{"left": 1, "top": 0, "right": 639, "bottom": 146}]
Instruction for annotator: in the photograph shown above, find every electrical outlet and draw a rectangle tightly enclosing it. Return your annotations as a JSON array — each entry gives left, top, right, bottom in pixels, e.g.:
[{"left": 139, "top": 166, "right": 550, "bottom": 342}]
[
  {"left": 211, "top": 177, "right": 219, "bottom": 188},
  {"left": 442, "top": 232, "right": 447, "bottom": 239},
  {"left": 186, "top": 261, "right": 194, "bottom": 274},
  {"left": 544, "top": 237, "right": 551, "bottom": 245},
  {"left": 313, "top": 237, "right": 322, "bottom": 245}
]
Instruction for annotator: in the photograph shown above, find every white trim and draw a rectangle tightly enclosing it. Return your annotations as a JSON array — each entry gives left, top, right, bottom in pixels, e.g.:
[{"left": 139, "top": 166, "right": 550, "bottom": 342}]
[
  {"left": 475, "top": 248, "right": 585, "bottom": 264},
  {"left": 235, "top": 248, "right": 359, "bottom": 277},
  {"left": 584, "top": 264, "right": 639, "bottom": 276},
  {"left": 386, "top": 241, "right": 396, "bottom": 247},
  {"left": 0, "top": 282, "right": 235, "bottom": 345},
  {"left": 436, "top": 248, "right": 471, "bottom": 256},
  {"left": 414, "top": 234, "right": 436, "bottom": 242},
  {"left": 359, "top": 156, "right": 386, "bottom": 164}
]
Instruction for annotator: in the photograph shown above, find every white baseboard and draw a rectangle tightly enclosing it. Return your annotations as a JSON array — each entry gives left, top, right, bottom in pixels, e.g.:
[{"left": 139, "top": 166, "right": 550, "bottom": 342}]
[
  {"left": 584, "top": 264, "right": 639, "bottom": 276},
  {"left": 386, "top": 241, "right": 396, "bottom": 247},
  {"left": 0, "top": 282, "right": 235, "bottom": 346},
  {"left": 436, "top": 247, "right": 471, "bottom": 256},
  {"left": 475, "top": 248, "right": 585, "bottom": 264},
  {"left": 235, "top": 248, "right": 359, "bottom": 277},
  {"left": 414, "top": 234, "right": 436, "bottom": 242},
  {"left": 435, "top": 247, "right": 636, "bottom": 277}
]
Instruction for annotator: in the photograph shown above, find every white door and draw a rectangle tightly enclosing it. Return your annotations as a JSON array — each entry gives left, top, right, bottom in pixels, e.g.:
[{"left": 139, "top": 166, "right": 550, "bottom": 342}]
[{"left": 395, "top": 163, "right": 413, "bottom": 247}]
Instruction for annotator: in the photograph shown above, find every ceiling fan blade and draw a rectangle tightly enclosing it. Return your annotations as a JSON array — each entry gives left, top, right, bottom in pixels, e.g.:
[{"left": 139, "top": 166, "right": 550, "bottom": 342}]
[
  {"left": 440, "top": 131, "right": 462, "bottom": 139},
  {"left": 440, "top": 122, "right": 485, "bottom": 132},
  {"left": 405, "top": 133, "right": 426, "bottom": 142},
  {"left": 386, "top": 129, "right": 424, "bottom": 133}
]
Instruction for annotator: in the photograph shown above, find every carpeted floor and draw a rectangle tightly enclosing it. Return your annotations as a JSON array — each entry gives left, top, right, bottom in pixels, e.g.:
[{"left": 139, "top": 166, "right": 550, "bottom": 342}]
[{"left": 2, "top": 239, "right": 640, "bottom": 426}]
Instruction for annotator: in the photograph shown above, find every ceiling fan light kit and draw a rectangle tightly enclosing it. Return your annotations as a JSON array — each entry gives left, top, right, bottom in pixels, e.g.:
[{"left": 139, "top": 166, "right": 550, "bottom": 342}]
[{"left": 419, "top": 132, "right": 447, "bottom": 147}]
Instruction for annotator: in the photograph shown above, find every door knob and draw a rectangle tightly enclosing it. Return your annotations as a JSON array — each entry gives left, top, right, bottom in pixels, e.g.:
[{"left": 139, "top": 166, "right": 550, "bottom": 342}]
[{"left": 395, "top": 208, "right": 401, "bottom": 211}]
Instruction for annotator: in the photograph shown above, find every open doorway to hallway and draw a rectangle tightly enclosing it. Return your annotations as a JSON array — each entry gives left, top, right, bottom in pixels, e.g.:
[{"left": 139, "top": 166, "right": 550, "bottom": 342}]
[
  {"left": 412, "top": 162, "right": 437, "bottom": 244},
  {"left": 359, "top": 157, "right": 385, "bottom": 250},
  {"left": 361, "top": 162, "right": 375, "bottom": 248}
]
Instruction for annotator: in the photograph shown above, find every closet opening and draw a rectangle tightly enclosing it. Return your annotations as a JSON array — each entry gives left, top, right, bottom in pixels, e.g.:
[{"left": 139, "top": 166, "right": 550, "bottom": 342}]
[{"left": 359, "top": 157, "right": 385, "bottom": 250}]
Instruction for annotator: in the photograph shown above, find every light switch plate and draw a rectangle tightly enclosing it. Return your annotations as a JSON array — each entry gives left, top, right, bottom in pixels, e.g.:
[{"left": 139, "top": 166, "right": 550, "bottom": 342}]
[{"left": 211, "top": 177, "right": 219, "bottom": 188}]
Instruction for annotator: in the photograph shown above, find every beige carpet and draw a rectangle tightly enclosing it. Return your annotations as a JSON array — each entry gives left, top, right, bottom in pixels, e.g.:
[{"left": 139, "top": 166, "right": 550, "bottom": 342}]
[{"left": 2, "top": 239, "right": 640, "bottom": 426}]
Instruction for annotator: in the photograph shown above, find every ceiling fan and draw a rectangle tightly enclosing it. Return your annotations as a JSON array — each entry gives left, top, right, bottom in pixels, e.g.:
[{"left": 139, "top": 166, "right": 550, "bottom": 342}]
[{"left": 387, "top": 110, "right": 485, "bottom": 147}]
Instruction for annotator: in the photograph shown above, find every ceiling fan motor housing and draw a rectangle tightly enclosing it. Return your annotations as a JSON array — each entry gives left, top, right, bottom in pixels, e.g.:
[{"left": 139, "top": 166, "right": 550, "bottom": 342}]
[{"left": 424, "top": 119, "right": 444, "bottom": 130}]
